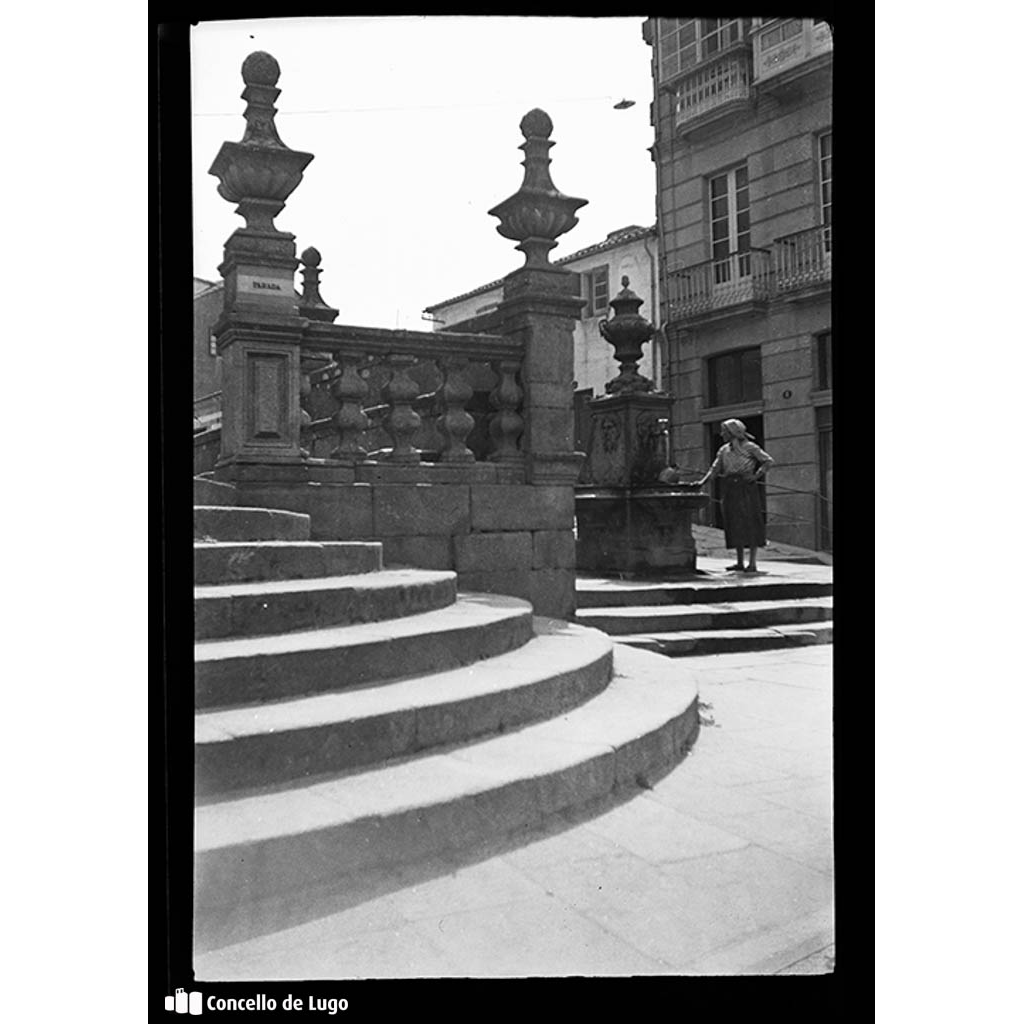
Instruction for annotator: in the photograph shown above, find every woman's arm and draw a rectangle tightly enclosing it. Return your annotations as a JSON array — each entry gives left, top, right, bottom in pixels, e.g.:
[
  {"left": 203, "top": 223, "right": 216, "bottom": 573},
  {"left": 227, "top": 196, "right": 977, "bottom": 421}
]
[
  {"left": 749, "top": 443, "right": 774, "bottom": 480},
  {"left": 698, "top": 450, "right": 722, "bottom": 488}
]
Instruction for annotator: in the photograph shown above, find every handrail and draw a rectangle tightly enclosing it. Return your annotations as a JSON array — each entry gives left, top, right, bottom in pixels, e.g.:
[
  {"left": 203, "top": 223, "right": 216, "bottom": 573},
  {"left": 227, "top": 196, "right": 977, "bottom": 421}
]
[
  {"left": 666, "top": 247, "right": 771, "bottom": 278},
  {"left": 668, "top": 472, "right": 831, "bottom": 506},
  {"left": 302, "top": 321, "right": 523, "bottom": 362}
]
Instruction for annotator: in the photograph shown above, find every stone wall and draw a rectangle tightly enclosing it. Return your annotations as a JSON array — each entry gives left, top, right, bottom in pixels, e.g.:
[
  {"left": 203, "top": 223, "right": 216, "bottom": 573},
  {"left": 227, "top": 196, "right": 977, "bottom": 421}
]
[{"left": 224, "top": 470, "right": 577, "bottom": 618}]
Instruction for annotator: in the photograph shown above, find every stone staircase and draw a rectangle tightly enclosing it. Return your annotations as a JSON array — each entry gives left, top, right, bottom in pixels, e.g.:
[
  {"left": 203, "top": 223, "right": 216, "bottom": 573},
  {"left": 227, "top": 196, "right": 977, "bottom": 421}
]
[
  {"left": 192, "top": 479, "right": 700, "bottom": 950},
  {"left": 574, "top": 571, "right": 833, "bottom": 657}
]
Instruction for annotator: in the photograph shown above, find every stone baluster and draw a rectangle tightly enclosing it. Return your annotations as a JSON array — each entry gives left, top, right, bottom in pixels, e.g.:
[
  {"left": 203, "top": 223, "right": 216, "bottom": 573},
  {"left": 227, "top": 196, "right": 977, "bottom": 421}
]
[
  {"left": 488, "top": 358, "right": 525, "bottom": 462},
  {"left": 381, "top": 354, "right": 422, "bottom": 464},
  {"left": 438, "top": 357, "right": 475, "bottom": 463},
  {"left": 330, "top": 354, "right": 369, "bottom": 461}
]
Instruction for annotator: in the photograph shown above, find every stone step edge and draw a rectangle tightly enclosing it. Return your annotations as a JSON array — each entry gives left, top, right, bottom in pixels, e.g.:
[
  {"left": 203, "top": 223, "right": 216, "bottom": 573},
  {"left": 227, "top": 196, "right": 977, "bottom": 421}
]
[
  {"left": 194, "top": 644, "right": 700, "bottom": 909},
  {"left": 194, "top": 593, "right": 536, "bottom": 710},
  {"left": 575, "top": 579, "right": 833, "bottom": 609},
  {"left": 614, "top": 622, "right": 834, "bottom": 653},
  {"left": 194, "top": 570, "right": 459, "bottom": 642},
  {"left": 574, "top": 603, "right": 833, "bottom": 636},
  {"left": 193, "top": 541, "right": 384, "bottom": 584},
  {"left": 195, "top": 620, "right": 615, "bottom": 796},
  {"left": 575, "top": 596, "right": 834, "bottom": 619},
  {"left": 194, "top": 505, "right": 311, "bottom": 542},
  {"left": 195, "top": 568, "right": 457, "bottom": 600}
]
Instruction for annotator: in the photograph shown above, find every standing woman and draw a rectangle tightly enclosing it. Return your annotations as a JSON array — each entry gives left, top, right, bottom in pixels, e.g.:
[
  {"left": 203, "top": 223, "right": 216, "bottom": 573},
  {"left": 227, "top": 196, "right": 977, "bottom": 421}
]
[{"left": 698, "top": 418, "right": 774, "bottom": 573}]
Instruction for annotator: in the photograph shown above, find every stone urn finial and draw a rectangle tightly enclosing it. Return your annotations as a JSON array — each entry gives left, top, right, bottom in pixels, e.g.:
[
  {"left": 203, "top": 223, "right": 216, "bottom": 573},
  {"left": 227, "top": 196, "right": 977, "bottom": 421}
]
[
  {"left": 208, "top": 51, "right": 314, "bottom": 233},
  {"left": 298, "top": 246, "right": 339, "bottom": 322},
  {"left": 488, "top": 109, "right": 588, "bottom": 269},
  {"left": 599, "top": 276, "right": 657, "bottom": 395}
]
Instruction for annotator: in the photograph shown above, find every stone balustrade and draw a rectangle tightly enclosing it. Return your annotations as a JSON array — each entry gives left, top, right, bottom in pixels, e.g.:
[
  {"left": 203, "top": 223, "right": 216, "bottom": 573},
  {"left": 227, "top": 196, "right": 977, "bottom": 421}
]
[
  {"left": 298, "top": 320, "right": 525, "bottom": 469},
  {"left": 202, "top": 53, "right": 588, "bottom": 617}
]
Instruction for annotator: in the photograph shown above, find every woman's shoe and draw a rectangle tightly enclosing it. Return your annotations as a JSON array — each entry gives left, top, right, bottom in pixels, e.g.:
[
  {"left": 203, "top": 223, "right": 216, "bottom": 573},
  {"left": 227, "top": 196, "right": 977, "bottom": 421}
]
[
  {"left": 725, "top": 564, "right": 745, "bottom": 571},
  {"left": 743, "top": 566, "right": 759, "bottom": 574}
]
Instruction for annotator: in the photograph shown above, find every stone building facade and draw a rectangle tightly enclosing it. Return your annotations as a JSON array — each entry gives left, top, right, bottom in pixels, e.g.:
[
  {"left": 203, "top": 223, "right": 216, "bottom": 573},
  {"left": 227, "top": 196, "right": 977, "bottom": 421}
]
[
  {"left": 643, "top": 17, "right": 832, "bottom": 551},
  {"left": 194, "top": 278, "right": 223, "bottom": 431}
]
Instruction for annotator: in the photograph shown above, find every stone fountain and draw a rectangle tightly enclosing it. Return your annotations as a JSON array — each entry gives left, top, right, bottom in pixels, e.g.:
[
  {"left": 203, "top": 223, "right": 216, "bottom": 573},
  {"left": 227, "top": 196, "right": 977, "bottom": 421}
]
[{"left": 575, "top": 277, "right": 709, "bottom": 574}]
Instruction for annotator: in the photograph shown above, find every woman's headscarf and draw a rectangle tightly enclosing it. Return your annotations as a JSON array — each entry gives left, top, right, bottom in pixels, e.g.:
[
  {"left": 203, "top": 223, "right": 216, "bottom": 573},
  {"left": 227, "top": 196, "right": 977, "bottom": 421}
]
[{"left": 721, "top": 418, "right": 754, "bottom": 442}]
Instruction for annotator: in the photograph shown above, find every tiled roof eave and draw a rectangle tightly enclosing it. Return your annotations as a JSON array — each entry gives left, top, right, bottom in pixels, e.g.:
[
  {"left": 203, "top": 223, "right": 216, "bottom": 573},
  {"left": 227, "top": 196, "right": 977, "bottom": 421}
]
[{"left": 425, "top": 225, "right": 655, "bottom": 313}]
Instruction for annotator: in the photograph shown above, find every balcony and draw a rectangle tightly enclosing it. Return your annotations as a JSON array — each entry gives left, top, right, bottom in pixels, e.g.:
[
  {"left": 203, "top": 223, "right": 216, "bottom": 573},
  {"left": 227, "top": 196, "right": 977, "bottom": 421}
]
[
  {"left": 752, "top": 19, "right": 832, "bottom": 90},
  {"left": 666, "top": 230, "right": 832, "bottom": 325},
  {"left": 667, "top": 249, "right": 772, "bottom": 320},
  {"left": 774, "top": 226, "right": 831, "bottom": 295},
  {"left": 674, "top": 52, "right": 752, "bottom": 134}
]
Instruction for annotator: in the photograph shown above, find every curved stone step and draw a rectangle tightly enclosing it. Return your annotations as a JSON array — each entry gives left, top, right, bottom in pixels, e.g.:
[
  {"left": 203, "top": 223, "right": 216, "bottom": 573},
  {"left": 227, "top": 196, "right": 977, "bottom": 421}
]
[
  {"left": 575, "top": 597, "right": 833, "bottom": 636},
  {"left": 195, "top": 593, "right": 534, "bottom": 711},
  {"left": 613, "top": 621, "right": 833, "bottom": 656},
  {"left": 195, "top": 619, "right": 615, "bottom": 796},
  {"left": 194, "top": 541, "right": 383, "bottom": 585},
  {"left": 194, "top": 569, "right": 457, "bottom": 640},
  {"left": 194, "top": 642, "right": 699, "bottom": 923},
  {"left": 575, "top": 577, "right": 832, "bottom": 609},
  {"left": 194, "top": 505, "right": 311, "bottom": 543},
  {"left": 194, "top": 477, "right": 237, "bottom": 507}
]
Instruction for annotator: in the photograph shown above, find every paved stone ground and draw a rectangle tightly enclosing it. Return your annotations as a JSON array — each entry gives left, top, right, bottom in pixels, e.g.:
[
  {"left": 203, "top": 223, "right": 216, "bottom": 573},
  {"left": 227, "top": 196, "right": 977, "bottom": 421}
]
[
  {"left": 195, "top": 644, "right": 833, "bottom": 979},
  {"left": 691, "top": 524, "right": 832, "bottom": 565}
]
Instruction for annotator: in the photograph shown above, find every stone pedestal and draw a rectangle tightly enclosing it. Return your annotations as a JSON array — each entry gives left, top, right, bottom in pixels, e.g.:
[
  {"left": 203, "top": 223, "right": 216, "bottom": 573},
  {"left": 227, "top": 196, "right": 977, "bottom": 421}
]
[
  {"left": 576, "top": 488, "right": 709, "bottom": 575},
  {"left": 213, "top": 314, "right": 305, "bottom": 469},
  {"left": 208, "top": 50, "right": 314, "bottom": 472}
]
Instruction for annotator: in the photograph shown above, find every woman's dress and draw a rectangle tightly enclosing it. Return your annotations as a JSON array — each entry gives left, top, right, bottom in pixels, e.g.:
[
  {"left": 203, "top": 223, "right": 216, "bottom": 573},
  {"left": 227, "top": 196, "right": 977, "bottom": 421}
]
[{"left": 709, "top": 440, "right": 773, "bottom": 548}]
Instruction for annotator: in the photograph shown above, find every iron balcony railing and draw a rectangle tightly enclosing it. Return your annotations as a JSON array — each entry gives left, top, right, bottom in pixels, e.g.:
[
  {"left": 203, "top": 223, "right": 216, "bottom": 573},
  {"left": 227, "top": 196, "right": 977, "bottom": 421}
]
[
  {"left": 666, "top": 248, "right": 772, "bottom": 318},
  {"left": 774, "top": 226, "right": 831, "bottom": 292},
  {"left": 674, "top": 52, "right": 752, "bottom": 130},
  {"left": 667, "top": 230, "right": 832, "bottom": 319}
]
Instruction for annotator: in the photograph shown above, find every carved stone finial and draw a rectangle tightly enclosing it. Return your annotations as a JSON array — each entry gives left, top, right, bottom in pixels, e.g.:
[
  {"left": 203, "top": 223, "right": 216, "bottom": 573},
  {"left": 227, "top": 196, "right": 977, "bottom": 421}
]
[
  {"left": 298, "top": 246, "right": 339, "bottom": 322},
  {"left": 241, "top": 51, "right": 281, "bottom": 86},
  {"left": 209, "top": 51, "right": 314, "bottom": 234},
  {"left": 488, "top": 109, "right": 588, "bottom": 270},
  {"left": 599, "top": 279, "right": 657, "bottom": 395},
  {"left": 520, "top": 108, "right": 553, "bottom": 138}
]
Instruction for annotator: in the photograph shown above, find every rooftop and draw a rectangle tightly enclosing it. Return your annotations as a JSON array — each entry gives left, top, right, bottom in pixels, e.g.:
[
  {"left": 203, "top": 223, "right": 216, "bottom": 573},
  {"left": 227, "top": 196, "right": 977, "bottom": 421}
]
[{"left": 424, "top": 225, "right": 655, "bottom": 313}]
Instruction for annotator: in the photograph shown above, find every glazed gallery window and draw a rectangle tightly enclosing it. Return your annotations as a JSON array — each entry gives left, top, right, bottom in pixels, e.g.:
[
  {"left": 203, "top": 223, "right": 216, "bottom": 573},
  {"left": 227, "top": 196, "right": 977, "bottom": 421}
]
[
  {"left": 819, "top": 132, "right": 832, "bottom": 252},
  {"left": 580, "top": 265, "right": 610, "bottom": 318},
  {"left": 657, "top": 18, "right": 749, "bottom": 81},
  {"left": 709, "top": 165, "right": 751, "bottom": 283},
  {"left": 707, "top": 347, "right": 762, "bottom": 407},
  {"left": 759, "top": 18, "right": 802, "bottom": 52}
]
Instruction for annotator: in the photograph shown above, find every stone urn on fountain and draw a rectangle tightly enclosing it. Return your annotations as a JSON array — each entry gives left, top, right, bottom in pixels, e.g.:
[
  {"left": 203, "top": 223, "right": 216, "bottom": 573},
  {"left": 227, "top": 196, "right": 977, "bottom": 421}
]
[{"left": 575, "top": 277, "right": 709, "bottom": 575}]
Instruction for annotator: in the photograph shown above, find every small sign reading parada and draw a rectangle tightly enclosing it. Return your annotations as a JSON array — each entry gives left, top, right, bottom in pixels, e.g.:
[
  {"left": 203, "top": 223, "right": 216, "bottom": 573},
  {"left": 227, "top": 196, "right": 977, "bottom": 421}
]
[{"left": 238, "top": 274, "right": 288, "bottom": 295}]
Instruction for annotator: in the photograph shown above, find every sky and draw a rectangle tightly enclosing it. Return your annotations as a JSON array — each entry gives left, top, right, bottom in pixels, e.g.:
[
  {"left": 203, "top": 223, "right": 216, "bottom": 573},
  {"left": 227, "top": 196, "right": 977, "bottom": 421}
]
[{"left": 192, "top": 16, "right": 656, "bottom": 329}]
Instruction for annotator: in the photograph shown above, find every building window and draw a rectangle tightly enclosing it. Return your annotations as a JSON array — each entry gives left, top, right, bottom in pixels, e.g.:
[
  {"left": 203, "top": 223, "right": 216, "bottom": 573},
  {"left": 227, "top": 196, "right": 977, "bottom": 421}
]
[
  {"left": 707, "top": 347, "right": 762, "bottom": 407},
  {"left": 657, "top": 18, "right": 749, "bottom": 81},
  {"left": 580, "top": 265, "right": 610, "bottom": 318},
  {"left": 819, "top": 132, "right": 832, "bottom": 252},
  {"left": 709, "top": 165, "right": 751, "bottom": 283},
  {"left": 816, "top": 330, "right": 832, "bottom": 391},
  {"left": 760, "top": 18, "right": 802, "bottom": 52}
]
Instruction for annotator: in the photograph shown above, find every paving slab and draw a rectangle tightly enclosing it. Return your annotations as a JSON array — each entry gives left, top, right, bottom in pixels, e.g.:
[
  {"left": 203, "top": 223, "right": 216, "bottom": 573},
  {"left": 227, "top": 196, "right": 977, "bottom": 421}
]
[{"left": 194, "top": 646, "right": 833, "bottom": 978}]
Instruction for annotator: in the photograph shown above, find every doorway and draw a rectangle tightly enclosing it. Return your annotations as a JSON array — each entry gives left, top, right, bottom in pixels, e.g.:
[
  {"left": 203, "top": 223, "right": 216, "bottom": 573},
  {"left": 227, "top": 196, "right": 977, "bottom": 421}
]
[{"left": 816, "top": 405, "right": 832, "bottom": 551}]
